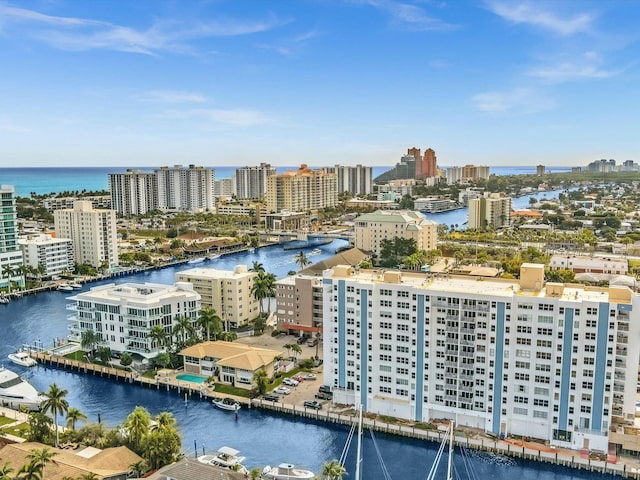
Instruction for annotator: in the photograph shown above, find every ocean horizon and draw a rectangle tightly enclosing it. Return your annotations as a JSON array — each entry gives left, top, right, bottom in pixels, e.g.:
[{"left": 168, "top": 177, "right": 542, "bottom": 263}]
[{"left": 0, "top": 165, "right": 574, "bottom": 197}]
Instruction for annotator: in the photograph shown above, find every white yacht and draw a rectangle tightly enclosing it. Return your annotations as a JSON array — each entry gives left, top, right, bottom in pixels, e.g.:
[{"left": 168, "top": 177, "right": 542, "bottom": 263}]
[
  {"left": 0, "top": 367, "right": 46, "bottom": 411},
  {"left": 188, "top": 257, "right": 206, "bottom": 265},
  {"left": 198, "top": 446, "right": 246, "bottom": 469},
  {"left": 8, "top": 351, "right": 37, "bottom": 368},
  {"left": 261, "top": 463, "right": 315, "bottom": 479},
  {"left": 57, "top": 284, "right": 73, "bottom": 292}
]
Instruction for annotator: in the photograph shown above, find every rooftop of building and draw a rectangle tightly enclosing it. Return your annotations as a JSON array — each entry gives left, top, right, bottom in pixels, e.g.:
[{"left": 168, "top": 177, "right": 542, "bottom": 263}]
[
  {"left": 73, "top": 282, "right": 199, "bottom": 303},
  {"left": 322, "top": 263, "right": 632, "bottom": 305},
  {"left": 177, "top": 265, "right": 255, "bottom": 279},
  {"left": 355, "top": 209, "right": 437, "bottom": 225},
  {"left": 179, "top": 340, "right": 282, "bottom": 371}
]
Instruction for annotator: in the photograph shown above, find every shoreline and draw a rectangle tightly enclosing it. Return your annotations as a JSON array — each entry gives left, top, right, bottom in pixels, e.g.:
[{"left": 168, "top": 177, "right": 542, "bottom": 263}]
[{"left": 28, "top": 351, "right": 633, "bottom": 479}]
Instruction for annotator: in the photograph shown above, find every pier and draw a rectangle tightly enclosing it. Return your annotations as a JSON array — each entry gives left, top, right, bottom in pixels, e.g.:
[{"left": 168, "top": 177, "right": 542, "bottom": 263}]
[{"left": 29, "top": 351, "right": 634, "bottom": 479}]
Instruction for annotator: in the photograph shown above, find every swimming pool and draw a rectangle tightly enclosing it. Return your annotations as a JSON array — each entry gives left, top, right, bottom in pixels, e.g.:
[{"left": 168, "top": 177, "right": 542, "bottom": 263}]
[{"left": 176, "top": 373, "right": 207, "bottom": 383}]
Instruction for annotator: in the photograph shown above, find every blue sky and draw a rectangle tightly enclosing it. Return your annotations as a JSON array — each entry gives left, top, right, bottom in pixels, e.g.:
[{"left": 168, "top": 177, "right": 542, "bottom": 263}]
[{"left": 0, "top": 0, "right": 638, "bottom": 168}]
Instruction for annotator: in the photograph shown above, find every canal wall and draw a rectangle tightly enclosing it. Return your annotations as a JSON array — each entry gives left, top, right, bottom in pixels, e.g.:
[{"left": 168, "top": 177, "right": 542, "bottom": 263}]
[{"left": 30, "top": 352, "right": 636, "bottom": 479}]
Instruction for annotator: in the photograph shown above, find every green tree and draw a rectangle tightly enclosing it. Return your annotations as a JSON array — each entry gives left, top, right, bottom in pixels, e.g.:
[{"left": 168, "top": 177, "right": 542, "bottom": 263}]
[
  {"left": 149, "top": 325, "right": 168, "bottom": 353},
  {"left": 251, "top": 271, "right": 276, "bottom": 315},
  {"left": 80, "top": 330, "right": 100, "bottom": 355},
  {"left": 65, "top": 407, "right": 88, "bottom": 430},
  {"left": 253, "top": 369, "right": 269, "bottom": 395},
  {"left": 27, "top": 412, "right": 53, "bottom": 444},
  {"left": 172, "top": 314, "right": 197, "bottom": 345},
  {"left": 142, "top": 422, "right": 181, "bottom": 470},
  {"left": 290, "top": 343, "right": 302, "bottom": 360},
  {"left": 128, "top": 460, "right": 149, "bottom": 478},
  {"left": 26, "top": 447, "right": 57, "bottom": 480},
  {"left": 198, "top": 306, "right": 222, "bottom": 341},
  {"left": 2, "top": 264, "right": 14, "bottom": 293},
  {"left": 294, "top": 251, "right": 311, "bottom": 270},
  {"left": 17, "top": 459, "right": 42, "bottom": 480},
  {"left": 124, "top": 406, "right": 151, "bottom": 453},
  {"left": 120, "top": 352, "right": 133, "bottom": 367},
  {"left": 250, "top": 261, "right": 265, "bottom": 273},
  {"left": 0, "top": 462, "right": 13, "bottom": 480},
  {"left": 321, "top": 460, "right": 346, "bottom": 480},
  {"left": 41, "top": 383, "right": 69, "bottom": 447}
]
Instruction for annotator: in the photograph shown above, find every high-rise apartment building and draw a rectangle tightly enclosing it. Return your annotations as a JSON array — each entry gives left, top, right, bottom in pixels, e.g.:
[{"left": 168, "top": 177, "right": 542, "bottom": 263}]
[
  {"left": 423, "top": 148, "right": 437, "bottom": 178},
  {"left": 214, "top": 178, "right": 236, "bottom": 198},
  {"left": 275, "top": 275, "right": 323, "bottom": 335},
  {"left": 324, "top": 165, "right": 373, "bottom": 195},
  {"left": 468, "top": 193, "right": 511, "bottom": 230},
  {"left": 155, "top": 165, "right": 215, "bottom": 212},
  {"left": 108, "top": 169, "right": 158, "bottom": 216},
  {"left": 68, "top": 282, "right": 200, "bottom": 359},
  {"left": 354, "top": 210, "right": 438, "bottom": 258},
  {"left": 266, "top": 165, "right": 338, "bottom": 213},
  {"left": 175, "top": 265, "right": 259, "bottom": 330},
  {"left": 0, "top": 185, "right": 24, "bottom": 290},
  {"left": 235, "top": 163, "right": 276, "bottom": 200},
  {"left": 53, "top": 201, "right": 118, "bottom": 268},
  {"left": 446, "top": 165, "right": 490, "bottom": 184},
  {"left": 322, "top": 263, "right": 640, "bottom": 452},
  {"left": 19, "top": 234, "right": 74, "bottom": 278}
]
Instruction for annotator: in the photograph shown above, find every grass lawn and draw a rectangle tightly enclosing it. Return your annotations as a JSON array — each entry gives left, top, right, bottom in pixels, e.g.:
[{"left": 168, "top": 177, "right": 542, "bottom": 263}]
[
  {"left": 213, "top": 384, "right": 252, "bottom": 398},
  {"left": 0, "top": 416, "right": 15, "bottom": 427},
  {"left": 1, "top": 422, "right": 29, "bottom": 439},
  {"left": 64, "top": 350, "right": 86, "bottom": 361}
]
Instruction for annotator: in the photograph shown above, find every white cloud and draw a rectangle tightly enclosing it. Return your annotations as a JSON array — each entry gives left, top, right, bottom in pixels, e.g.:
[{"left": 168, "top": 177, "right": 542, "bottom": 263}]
[
  {"left": 472, "top": 88, "right": 555, "bottom": 114},
  {"left": 485, "top": 1, "right": 595, "bottom": 35},
  {"left": 351, "top": 0, "right": 456, "bottom": 30},
  {"left": 156, "top": 108, "right": 275, "bottom": 127},
  {"left": 0, "top": 4, "right": 288, "bottom": 55},
  {"left": 135, "top": 90, "right": 207, "bottom": 104},
  {"left": 256, "top": 29, "right": 321, "bottom": 56},
  {"left": 527, "top": 51, "right": 622, "bottom": 82}
]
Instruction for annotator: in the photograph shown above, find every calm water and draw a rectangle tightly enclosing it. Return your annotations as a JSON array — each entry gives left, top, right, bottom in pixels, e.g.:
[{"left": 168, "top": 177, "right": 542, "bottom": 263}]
[
  {"left": 0, "top": 165, "right": 572, "bottom": 197},
  {"left": 0, "top": 242, "right": 612, "bottom": 479}
]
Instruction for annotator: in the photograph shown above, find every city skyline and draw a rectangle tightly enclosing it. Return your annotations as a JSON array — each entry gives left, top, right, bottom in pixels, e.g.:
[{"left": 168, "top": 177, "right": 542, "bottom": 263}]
[{"left": 0, "top": 1, "right": 637, "bottom": 167}]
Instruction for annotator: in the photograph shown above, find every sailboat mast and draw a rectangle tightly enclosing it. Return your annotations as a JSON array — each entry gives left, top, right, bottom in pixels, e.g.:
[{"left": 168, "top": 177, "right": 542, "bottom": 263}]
[
  {"left": 446, "top": 421, "right": 454, "bottom": 480},
  {"left": 355, "top": 405, "right": 363, "bottom": 480}
]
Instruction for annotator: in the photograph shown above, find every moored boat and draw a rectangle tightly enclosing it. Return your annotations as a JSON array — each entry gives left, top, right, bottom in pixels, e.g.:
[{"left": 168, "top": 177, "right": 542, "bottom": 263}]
[
  {"left": 261, "top": 463, "right": 315, "bottom": 480},
  {"left": 198, "top": 446, "right": 246, "bottom": 469},
  {"left": 310, "top": 248, "right": 321, "bottom": 255},
  {"left": 8, "top": 351, "right": 37, "bottom": 368},
  {"left": 0, "top": 366, "right": 46, "bottom": 411},
  {"left": 69, "top": 282, "right": 82, "bottom": 289},
  {"left": 212, "top": 397, "right": 241, "bottom": 411},
  {"left": 188, "top": 257, "right": 206, "bottom": 264},
  {"left": 208, "top": 253, "right": 221, "bottom": 260},
  {"left": 57, "top": 284, "right": 73, "bottom": 292}
]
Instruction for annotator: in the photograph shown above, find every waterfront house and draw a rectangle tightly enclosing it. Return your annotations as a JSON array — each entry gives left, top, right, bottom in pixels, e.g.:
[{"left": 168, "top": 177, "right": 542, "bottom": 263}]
[
  {"left": 0, "top": 442, "right": 141, "bottom": 480},
  {"left": 179, "top": 341, "right": 282, "bottom": 389}
]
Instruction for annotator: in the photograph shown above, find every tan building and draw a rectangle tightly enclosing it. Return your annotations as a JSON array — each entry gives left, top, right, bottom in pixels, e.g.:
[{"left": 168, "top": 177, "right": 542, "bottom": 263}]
[
  {"left": 179, "top": 341, "right": 282, "bottom": 389},
  {"left": 468, "top": 193, "right": 512, "bottom": 230},
  {"left": 266, "top": 164, "right": 337, "bottom": 213},
  {"left": 0, "top": 442, "right": 141, "bottom": 480},
  {"left": 275, "top": 274, "right": 323, "bottom": 336},
  {"left": 175, "top": 265, "right": 259, "bottom": 330},
  {"left": 354, "top": 210, "right": 438, "bottom": 258},
  {"left": 264, "top": 210, "right": 309, "bottom": 231},
  {"left": 53, "top": 200, "right": 118, "bottom": 268},
  {"left": 446, "top": 164, "right": 490, "bottom": 184}
]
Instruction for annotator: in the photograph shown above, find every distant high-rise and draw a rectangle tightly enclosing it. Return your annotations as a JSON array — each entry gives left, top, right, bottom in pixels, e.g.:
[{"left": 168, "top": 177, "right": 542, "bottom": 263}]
[
  {"left": 155, "top": 165, "right": 215, "bottom": 211},
  {"left": 266, "top": 164, "right": 338, "bottom": 213},
  {"left": 324, "top": 164, "right": 373, "bottom": 195},
  {"left": 0, "top": 185, "right": 24, "bottom": 290},
  {"left": 109, "top": 169, "right": 157, "bottom": 216},
  {"left": 536, "top": 165, "right": 545, "bottom": 176},
  {"left": 53, "top": 201, "right": 118, "bottom": 268},
  {"left": 423, "top": 148, "right": 437, "bottom": 178},
  {"left": 214, "top": 178, "right": 236, "bottom": 198},
  {"left": 374, "top": 147, "right": 438, "bottom": 183},
  {"left": 235, "top": 163, "right": 276, "bottom": 200},
  {"left": 446, "top": 165, "right": 490, "bottom": 184},
  {"left": 468, "top": 193, "right": 511, "bottom": 230}
]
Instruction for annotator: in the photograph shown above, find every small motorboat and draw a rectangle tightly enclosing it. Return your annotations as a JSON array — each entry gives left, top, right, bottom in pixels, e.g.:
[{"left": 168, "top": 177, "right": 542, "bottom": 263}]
[
  {"left": 0, "top": 296, "right": 9, "bottom": 304},
  {"left": 262, "top": 463, "right": 315, "bottom": 479},
  {"left": 208, "top": 254, "right": 221, "bottom": 261},
  {"left": 310, "top": 249, "right": 321, "bottom": 255},
  {"left": 198, "top": 446, "right": 246, "bottom": 469},
  {"left": 248, "top": 247, "right": 255, "bottom": 253},
  {"left": 8, "top": 351, "right": 37, "bottom": 368},
  {"left": 188, "top": 257, "right": 206, "bottom": 265},
  {"left": 57, "top": 284, "right": 74, "bottom": 292},
  {"left": 69, "top": 282, "right": 82, "bottom": 289},
  {"left": 212, "top": 397, "right": 241, "bottom": 411}
]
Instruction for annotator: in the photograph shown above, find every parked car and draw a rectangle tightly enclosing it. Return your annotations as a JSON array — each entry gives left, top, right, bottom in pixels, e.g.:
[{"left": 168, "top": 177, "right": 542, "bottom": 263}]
[
  {"left": 283, "top": 378, "right": 299, "bottom": 387},
  {"left": 313, "top": 358, "right": 323, "bottom": 367},
  {"left": 303, "top": 400, "right": 322, "bottom": 410},
  {"left": 305, "top": 373, "right": 317, "bottom": 380},
  {"left": 318, "top": 385, "right": 332, "bottom": 394},
  {"left": 307, "top": 338, "right": 319, "bottom": 347},
  {"left": 296, "top": 336, "right": 307, "bottom": 345},
  {"left": 315, "top": 391, "right": 333, "bottom": 400},
  {"left": 292, "top": 375, "right": 305, "bottom": 383},
  {"left": 275, "top": 387, "right": 291, "bottom": 395},
  {"left": 263, "top": 393, "right": 280, "bottom": 402}
]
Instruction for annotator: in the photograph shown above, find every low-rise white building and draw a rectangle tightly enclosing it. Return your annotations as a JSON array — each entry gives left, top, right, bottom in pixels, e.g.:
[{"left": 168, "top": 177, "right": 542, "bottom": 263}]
[
  {"left": 549, "top": 255, "right": 628, "bottom": 275},
  {"left": 19, "top": 234, "right": 74, "bottom": 277},
  {"left": 68, "top": 282, "right": 201, "bottom": 359}
]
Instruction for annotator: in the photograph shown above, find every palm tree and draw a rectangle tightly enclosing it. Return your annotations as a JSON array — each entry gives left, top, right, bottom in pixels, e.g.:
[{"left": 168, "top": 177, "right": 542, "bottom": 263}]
[
  {"left": 149, "top": 325, "right": 168, "bottom": 353},
  {"left": 253, "top": 369, "right": 269, "bottom": 395},
  {"left": 154, "top": 411, "right": 176, "bottom": 430},
  {"left": 294, "top": 251, "right": 310, "bottom": 270},
  {"left": 198, "top": 307, "right": 222, "bottom": 341},
  {"left": 250, "top": 272, "right": 270, "bottom": 315},
  {"left": 124, "top": 406, "right": 151, "bottom": 452},
  {"left": 65, "top": 407, "right": 88, "bottom": 431},
  {"left": 172, "top": 314, "right": 197, "bottom": 345},
  {"left": 26, "top": 447, "right": 57, "bottom": 480},
  {"left": 2, "top": 264, "right": 14, "bottom": 294},
  {"left": 0, "top": 462, "right": 13, "bottom": 480},
  {"left": 79, "top": 473, "right": 99, "bottom": 480},
  {"left": 321, "top": 460, "right": 346, "bottom": 480},
  {"left": 128, "top": 460, "right": 149, "bottom": 478},
  {"left": 290, "top": 343, "right": 302, "bottom": 361},
  {"left": 249, "top": 261, "right": 265, "bottom": 273},
  {"left": 41, "top": 383, "right": 69, "bottom": 447},
  {"left": 80, "top": 330, "right": 100, "bottom": 356},
  {"left": 283, "top": 343, "right": 294, "bottom": 359},
  {"left": 17, "top": 459, "right": 41, "bottom": 480}
]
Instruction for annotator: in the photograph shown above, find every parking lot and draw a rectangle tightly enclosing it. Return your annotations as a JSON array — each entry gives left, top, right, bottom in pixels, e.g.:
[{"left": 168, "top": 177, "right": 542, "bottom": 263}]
[{"left": 236, "top": 332, "right": 329, "bottom": 409}]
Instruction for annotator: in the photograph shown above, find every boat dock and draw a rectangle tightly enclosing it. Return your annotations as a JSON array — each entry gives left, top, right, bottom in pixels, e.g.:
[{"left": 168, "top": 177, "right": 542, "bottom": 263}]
[{"left": 28, "top": 351, "right": 636, "bottom": 479}]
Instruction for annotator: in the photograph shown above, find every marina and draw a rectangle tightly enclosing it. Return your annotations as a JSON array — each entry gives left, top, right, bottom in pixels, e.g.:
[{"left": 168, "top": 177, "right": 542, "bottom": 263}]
[{"left": 0, "top": 241, "right": 622, "bottom": 478}]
